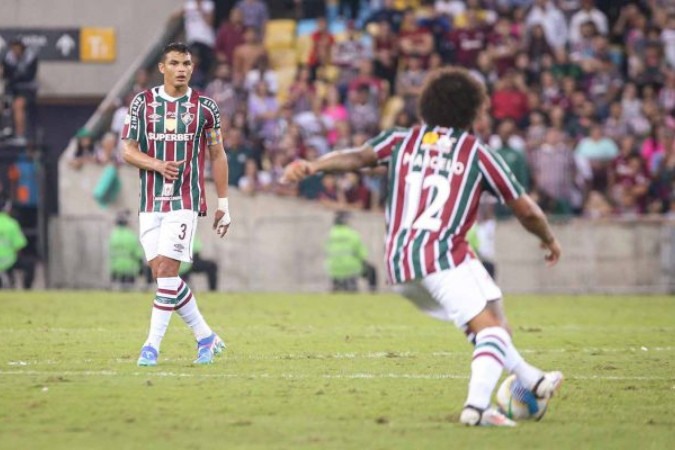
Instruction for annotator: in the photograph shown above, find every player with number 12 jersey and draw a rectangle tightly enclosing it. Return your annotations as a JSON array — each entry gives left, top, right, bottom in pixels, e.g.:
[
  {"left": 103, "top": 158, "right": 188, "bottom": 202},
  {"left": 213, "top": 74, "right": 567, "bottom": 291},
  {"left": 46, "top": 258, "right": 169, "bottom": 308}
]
[{"left": 367, "top": 124, "right": 524, "bottom": 284}]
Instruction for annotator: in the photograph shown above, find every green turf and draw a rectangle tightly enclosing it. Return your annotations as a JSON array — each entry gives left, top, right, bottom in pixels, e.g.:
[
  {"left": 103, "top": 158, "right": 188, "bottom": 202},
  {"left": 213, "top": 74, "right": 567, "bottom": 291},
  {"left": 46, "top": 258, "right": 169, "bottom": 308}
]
[{"left": 0, "top": 291, "right": 673, "bottom": 450}]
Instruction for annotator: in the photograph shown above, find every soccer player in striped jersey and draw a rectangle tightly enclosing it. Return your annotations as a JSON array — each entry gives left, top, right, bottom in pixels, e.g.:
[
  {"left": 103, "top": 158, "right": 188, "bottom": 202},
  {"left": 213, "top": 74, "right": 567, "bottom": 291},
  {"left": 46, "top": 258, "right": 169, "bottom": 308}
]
[
  {"left": 283, "top": 67, "right": 564, "bottom": 427},
  {"left": 121, "top": 42, "right": 231, "bottom": 366}
]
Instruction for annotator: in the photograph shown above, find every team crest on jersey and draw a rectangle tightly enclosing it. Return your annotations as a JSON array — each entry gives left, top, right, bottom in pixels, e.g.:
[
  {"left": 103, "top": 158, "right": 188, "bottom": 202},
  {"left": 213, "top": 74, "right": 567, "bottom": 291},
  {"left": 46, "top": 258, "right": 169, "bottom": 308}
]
[
  {"left": 181, "top": 111, "right": 195, "bottom": 126},
  {"left": 165, "top": 111, "right": 177, "bottom": 131}
]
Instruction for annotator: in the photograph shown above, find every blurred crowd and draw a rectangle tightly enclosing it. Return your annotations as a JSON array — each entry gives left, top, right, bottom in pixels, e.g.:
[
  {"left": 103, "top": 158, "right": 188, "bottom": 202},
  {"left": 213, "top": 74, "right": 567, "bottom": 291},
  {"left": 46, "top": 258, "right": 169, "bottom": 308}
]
[{"left": 75, "top": 0, "right": 675, "bottom": 218}]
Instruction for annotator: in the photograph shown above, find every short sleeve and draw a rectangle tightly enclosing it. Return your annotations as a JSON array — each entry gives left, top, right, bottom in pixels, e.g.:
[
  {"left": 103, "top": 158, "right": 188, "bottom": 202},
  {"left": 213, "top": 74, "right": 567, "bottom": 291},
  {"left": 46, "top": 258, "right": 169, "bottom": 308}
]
[
  {"left": 478, "top": 145, "right": 525, "bottom": 203},
  {"left": 121, "top": 92, "right": 146, "bottom": 142},
  {"left": 202, "top": 97, "right": 221, "bottom": 131},
  {"left": 365, "top": 127, "right": 409, "bottom": 164}
]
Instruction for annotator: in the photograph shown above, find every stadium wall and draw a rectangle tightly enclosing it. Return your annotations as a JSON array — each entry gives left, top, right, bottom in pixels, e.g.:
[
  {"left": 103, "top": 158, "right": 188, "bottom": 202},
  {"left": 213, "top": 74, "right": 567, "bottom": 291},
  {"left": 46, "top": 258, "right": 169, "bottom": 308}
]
[
  {"left": 0, "top": 0, "right": 183, "bottom": 97},
  {"left": 52, "top": 163, "right": 675, "bottom": 293}
]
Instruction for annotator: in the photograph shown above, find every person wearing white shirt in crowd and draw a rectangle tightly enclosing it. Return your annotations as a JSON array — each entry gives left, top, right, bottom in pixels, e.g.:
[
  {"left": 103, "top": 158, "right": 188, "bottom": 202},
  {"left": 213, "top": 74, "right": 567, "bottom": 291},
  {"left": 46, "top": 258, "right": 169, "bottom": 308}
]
[
  {"left": 182, "top": 0, "right": 216, "bottom": 74},
  {"left": 525, "top": 0, "right": 568, "bottom": 50},
  {"left": 568, "top": 0, "right": 608, "bottom": 45}
]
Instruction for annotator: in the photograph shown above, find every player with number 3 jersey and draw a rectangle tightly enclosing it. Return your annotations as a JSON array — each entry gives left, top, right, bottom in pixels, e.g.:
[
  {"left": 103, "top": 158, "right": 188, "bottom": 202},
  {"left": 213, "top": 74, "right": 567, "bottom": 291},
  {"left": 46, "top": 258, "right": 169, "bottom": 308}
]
[
  {"left": 122, "top": 42, "right": 231, "bottom": 367},
  {"left": 283, "top": 67, "right": 565, "bottom": 427}
]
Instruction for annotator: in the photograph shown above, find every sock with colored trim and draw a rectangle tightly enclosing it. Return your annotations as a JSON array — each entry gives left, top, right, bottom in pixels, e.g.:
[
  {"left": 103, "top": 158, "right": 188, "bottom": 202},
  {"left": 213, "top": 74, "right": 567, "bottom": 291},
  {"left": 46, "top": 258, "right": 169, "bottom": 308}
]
[
  {"left": 174, "top": 279, "right": 213, "bottom": 342},
  {"left": 144, "top": 276, "right": 180, "bottom": 350},
  {"left": 501, "top": 338, "right": 544, "bottom": 391},
  {"left": 465, "top": 327, "right": 508, "bottom": 409}
]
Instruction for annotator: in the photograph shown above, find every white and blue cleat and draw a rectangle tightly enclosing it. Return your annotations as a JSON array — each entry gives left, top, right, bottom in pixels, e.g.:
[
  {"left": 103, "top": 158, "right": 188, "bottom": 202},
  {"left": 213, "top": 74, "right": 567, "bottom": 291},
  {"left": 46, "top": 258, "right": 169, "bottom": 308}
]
[
  {"left": 137, "top": 345, "right": 158, "bottom": 367},
  {"left": 193, "top": 333, "right": 226, "bottom": 364}
]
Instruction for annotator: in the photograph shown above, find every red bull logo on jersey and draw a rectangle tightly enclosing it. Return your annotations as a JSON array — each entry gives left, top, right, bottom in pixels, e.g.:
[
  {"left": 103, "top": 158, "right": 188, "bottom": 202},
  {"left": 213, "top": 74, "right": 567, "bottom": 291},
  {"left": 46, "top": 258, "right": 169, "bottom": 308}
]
[{"left": 148, "top": 132, "right": 195, "bottom": 142}]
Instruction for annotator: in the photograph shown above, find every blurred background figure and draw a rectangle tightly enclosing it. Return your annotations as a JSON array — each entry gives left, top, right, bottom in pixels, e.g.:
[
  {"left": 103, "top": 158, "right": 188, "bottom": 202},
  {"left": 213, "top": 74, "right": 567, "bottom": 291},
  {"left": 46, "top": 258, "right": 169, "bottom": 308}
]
[
  {"left": 1, "top": 38, "right": 39, "bottom": 145},
  {"left": 0, "top": 194, "right": 34, "bottom": 289},
  {"left": 179, "top": 236, "right": 219, "bottom": 291},
  {"left": 325, "top": 210, "right": 377, "bottom": 292},
  {"left": 108, "top": 210, "right": 143, "bottom": 291}
]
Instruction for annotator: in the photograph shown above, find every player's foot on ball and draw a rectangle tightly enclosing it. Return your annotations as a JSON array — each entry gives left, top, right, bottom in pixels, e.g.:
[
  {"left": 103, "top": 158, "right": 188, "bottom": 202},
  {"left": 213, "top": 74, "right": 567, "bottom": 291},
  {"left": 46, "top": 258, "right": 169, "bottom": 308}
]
[
  {"left": 193, "top": 333, "right": 223, "bottom": 364},
  {"left": 533, "top": 371, "right": 564, "bottom": 399},
  {"left": 460, "top": 405, "right": 517, "bottom": 427},
  {"left": 137, "top": 345, "right": 158, "bottom": 367}
]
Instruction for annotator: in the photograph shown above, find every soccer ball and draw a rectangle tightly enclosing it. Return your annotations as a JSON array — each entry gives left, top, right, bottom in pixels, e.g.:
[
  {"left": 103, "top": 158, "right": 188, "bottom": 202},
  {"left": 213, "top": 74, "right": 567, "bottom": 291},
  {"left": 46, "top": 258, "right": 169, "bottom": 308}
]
[{"left": 496, "top": 374, "right": 549, "bottom": 421}]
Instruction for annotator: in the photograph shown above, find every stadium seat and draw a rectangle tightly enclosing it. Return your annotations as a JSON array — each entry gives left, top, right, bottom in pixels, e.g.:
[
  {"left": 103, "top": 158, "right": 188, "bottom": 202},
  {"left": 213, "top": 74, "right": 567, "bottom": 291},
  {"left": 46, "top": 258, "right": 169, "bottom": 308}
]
[
  {"left": 269, "top": 48, "right": 299, "bottom": 70},
  {"left": 275, "top": 66, "right": 297, "bottom": 103},
  {"left": 295, "top": 35, "right": 313, "bottom": 64},
  {"left": 265, "top": 19, "right": 297, "bottom": 50}
]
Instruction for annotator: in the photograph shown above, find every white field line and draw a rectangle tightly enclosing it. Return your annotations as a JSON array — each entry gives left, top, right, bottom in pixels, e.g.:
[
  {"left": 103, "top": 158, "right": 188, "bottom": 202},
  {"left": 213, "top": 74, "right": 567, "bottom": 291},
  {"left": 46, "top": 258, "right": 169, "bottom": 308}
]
[
  {"left": 0, "top": 370, "right": 671, "bottom": 381},
  {"left": 5, "top": 346, "right": 674, "bottom": 367}
]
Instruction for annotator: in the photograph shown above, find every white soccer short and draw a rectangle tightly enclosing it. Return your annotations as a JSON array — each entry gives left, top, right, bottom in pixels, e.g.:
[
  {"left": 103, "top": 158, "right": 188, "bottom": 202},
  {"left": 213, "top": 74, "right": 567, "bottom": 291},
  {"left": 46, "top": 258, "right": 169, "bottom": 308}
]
[
  {"left": 394, "top": 258, "right": 502, "bottom": 328},
  {"left": 139, "top": 210, "right": 198, "bottom": 263}
]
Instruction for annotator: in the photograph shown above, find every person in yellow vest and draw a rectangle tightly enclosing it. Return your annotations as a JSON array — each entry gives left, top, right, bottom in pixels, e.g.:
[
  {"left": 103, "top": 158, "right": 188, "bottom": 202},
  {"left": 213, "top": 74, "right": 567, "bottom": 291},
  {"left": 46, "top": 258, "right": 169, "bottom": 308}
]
[
  {"left": 0, "top": 195, "right": 34, "bottom": 289},
  {"left": 108, "top": 210, "right": 144, "bottom": 290},
  {"left": 325, "top": 211, "right": 377, "bottom": 292}
]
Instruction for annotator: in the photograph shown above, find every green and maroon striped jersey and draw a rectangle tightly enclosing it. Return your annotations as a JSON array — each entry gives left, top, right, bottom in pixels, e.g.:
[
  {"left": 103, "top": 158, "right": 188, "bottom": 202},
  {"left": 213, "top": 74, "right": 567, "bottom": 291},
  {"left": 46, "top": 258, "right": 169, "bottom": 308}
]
[
  {"left": 121, "top": 86, "right": 221, "bottom": 215},
  {"left": 367, "top": 125, "right": 525, "bottom": 284}
]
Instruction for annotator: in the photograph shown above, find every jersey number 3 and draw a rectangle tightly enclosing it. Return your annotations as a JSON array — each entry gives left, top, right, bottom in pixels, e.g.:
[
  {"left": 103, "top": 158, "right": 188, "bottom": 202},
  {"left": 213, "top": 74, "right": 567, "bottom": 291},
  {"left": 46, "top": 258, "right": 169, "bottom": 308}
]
[{"left": 401, "top": 173, "right": 450, "bottom": 232}]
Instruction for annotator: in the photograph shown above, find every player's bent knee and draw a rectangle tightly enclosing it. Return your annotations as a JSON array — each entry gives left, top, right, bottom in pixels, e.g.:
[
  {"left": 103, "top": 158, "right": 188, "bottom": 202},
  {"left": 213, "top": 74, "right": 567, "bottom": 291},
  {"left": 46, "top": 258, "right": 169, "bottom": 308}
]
[{"left": 466, "top": 307, "right": 502, "bottom": 334}]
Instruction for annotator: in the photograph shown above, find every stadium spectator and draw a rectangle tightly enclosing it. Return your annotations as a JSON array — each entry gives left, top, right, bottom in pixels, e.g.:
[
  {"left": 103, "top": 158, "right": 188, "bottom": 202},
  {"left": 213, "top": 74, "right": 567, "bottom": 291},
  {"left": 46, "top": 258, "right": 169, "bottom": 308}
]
[
  {"left": 235, "top": 0, "right": 269, "bottom": 37},
  {"left": 491, "top": 69, "right": 530, "bottom": 125},
  {"left": 232, "top": 27, "right": 267, "bottom": 87},
  {"left": 396, "top": 55, "right": 427, "bottom": 118},
  {"left": 244, "top": 55, "right": 279, "bottom": 95},
  {"left": 0, "top": 195, "right": 34, "bottom": 290},
  {"left": 575, "top": 122, "right": 619, "bottom": 190},
  {"left": 180, "top": 0, "right": 216, "bottom": 75},
  {"left": 215, "top": 8, "right": 246, "bottom": 64},
  {"left": 69, "top": 128, "right": 96, "bottom": 170},
  {"left": 365, "top": 0, "right": 404, "bottom": 33},
  {"left": 205, "top": 62, "right": 239, "bottom": 118},
  {"left": 307, "top": 17, "right": 334, "bottom": 81},
  {"left": 2, "top": 39, "right": 38, "bottom": 145},
  {"left": 568, "top": 0, "right": 608, "bottom": 45},
  {"left": 247, "top": 80, "right": 280, "bottom": 144},
  {"left": 530, "top": 128, "right": 578, "bottom": 215},
  {"left": 225, "top": 127, "right": 254, "bottom": 188},
  {"left": 398, "top": 9, "right": 434, "bottom": 66},
  {"left": 525, "top": 0, "right": 568, "bottom": 50}
]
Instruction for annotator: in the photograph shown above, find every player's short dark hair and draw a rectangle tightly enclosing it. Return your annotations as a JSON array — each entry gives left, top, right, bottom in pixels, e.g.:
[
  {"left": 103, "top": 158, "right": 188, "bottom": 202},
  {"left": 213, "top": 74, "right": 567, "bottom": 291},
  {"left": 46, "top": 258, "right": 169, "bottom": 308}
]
[
  {"left": 418, "top": 67, "right": 487, "bottom": 130},
  {"left": 161, "top": 42, "right": 192, "bottom": 60}
]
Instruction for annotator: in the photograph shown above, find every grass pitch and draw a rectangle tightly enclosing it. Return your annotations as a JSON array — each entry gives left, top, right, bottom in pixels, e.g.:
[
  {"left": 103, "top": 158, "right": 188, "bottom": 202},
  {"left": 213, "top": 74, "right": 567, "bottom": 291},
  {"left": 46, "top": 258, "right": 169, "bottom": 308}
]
[{"left": 0, "top": 291, "right": 673, "bottom": 450}]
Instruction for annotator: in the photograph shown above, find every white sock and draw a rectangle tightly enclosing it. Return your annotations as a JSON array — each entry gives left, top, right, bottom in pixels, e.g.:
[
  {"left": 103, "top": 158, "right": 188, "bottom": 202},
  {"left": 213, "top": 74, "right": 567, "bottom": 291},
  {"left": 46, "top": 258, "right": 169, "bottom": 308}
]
[
  {"left": 144, "top": 277, "right": 181, "bottom": 350},
  {"left": 503, "top": 345, "right": 544, "bottom": 390},
  {"left": 174, "top": 279, "right": 213, "bottom": 342},
  {"left": 465, "top": 327, "right": 507, "bottom": 409}
]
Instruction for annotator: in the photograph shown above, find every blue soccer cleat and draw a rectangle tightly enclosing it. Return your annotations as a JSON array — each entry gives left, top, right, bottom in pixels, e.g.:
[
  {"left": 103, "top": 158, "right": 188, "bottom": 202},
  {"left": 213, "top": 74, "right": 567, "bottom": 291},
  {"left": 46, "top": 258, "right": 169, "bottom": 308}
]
[
  {"left": 193, "top": 333, "right": 226, "bottom": 364},
  {"left": 137, "top": 345, "right": 158, "bottom": 367}
]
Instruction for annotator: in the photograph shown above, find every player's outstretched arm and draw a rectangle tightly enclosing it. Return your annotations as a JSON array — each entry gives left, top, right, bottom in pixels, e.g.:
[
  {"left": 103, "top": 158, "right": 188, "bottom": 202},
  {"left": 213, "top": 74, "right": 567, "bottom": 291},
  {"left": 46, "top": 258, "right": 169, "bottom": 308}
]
[
  {"left": 507, "top": 194, "right": 561, "bottom": 266},
  {"left": 122, "top": 139, "right": 183, "bottom": 181},
  {"left": 209, "top": 140, "right": 231, "bottom": 238},
  {"left": 282, "top": 145, "right": 378, "bottom": 183}
]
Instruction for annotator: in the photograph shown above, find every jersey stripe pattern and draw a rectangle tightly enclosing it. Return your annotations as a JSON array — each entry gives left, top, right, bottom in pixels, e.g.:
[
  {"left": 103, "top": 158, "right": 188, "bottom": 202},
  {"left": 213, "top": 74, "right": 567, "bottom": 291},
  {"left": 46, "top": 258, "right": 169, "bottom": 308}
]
[
  {"left": 121, "top": 87, "right": 220, "bottom": 215},
  {"left": 367, "top": 125, "right": 525, "bottom": 284}
]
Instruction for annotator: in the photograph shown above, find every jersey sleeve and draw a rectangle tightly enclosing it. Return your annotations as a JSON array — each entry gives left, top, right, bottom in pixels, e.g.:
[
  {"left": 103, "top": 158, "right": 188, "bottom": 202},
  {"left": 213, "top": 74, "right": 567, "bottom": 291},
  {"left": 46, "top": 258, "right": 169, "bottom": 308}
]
[
  {"left": 202, "top": 97, "right": 222, "bottom": 131},
  {"left": 478, "top": 144, "right": 525, "bottom": 203},
  {"left": 120, "top": 92, "right": 146, "bottom": 143},
  {"left": 365, "top": 127, "right": 408, "bottom": 164}
]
